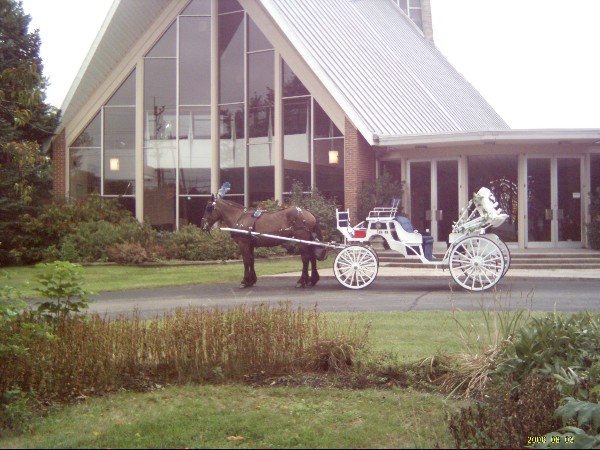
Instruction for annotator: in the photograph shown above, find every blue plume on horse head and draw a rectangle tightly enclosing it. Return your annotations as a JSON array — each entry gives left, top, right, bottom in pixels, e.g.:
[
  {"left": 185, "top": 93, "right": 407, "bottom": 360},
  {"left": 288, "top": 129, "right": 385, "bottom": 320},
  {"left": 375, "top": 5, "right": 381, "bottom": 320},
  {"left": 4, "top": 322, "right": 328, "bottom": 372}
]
[{"left": 217, "top": 182, "right": 231, "bottom": 199}]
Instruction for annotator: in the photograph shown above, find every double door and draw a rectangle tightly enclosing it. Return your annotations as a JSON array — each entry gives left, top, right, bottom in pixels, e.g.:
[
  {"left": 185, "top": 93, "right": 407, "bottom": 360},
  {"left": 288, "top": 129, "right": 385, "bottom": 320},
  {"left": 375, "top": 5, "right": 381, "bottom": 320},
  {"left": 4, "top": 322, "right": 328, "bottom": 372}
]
[
  {"left": 526, "top": 156, "right": 583, "bottom": 247},
  {"left": 408, "top": 159, "right": 458, "bottom": 244}
]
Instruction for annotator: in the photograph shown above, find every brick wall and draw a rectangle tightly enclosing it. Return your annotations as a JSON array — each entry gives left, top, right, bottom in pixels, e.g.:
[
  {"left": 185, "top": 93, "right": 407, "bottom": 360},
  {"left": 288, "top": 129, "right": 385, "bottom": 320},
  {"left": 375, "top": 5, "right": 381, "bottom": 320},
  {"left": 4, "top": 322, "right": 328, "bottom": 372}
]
[
  {"left": 344, "top": 118, "right": 376, "bottom": 219},
  {"left": 51, "top": 128, "right": 66, "bottom": 198}
]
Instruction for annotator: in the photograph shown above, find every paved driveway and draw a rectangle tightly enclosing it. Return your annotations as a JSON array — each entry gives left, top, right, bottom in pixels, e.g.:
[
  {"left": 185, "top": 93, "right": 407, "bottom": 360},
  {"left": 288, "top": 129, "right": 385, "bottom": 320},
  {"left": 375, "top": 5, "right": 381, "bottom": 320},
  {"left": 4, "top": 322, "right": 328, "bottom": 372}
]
[{"left": 86, "top": 275, "right": 600, "bottom": 318}]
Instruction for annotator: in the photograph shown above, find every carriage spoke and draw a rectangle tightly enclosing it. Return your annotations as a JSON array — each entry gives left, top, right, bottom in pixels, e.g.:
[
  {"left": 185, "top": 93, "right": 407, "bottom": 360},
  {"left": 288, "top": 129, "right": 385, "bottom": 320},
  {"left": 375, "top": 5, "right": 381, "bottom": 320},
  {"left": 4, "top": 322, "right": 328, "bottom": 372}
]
[
  {"left": 449, "top": 236, "right": 503, "bottom": 291},
  {"left": 334, "top": 246, "right": 379, "bottom": 290}
]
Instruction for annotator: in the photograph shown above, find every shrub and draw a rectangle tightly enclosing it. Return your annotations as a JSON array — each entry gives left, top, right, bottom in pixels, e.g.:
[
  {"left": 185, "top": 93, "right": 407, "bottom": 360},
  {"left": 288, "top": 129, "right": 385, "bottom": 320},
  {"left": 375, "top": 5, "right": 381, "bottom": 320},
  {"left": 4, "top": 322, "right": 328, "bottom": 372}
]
[
  {"left": 0, "top": 387, "right": 35, "bottom": 434},
  {"left": 106, "top": 242, "right": 150, "bottom": 265},
  {"left": 356, "top": 172, "right": 405, "bottom": 223},
  {"left": 449, "top": 375, "right": 562, "bottom": 449},
  {"left": 495, "top": 312, "right": 600, "bottom": 399},
  {"left": 285, "top": 181, "right": 341, "bottom": 242},
  {"left": 162, "top": 225, "right": 240, "bottom": 261},
  {"left": 533, "top": 394, "right": 600, "bottom": 449},
  {"left": 10, "top": 195, "right": 137, "bottom": 264},
  {"left": 34, "top": 261, "right": 93, "bottom": 320},
  {"left": 58, "top": 220, "right": 156, "bottom": 263},
  {"left": 448, "top": 311, "right": 600, "bottom": 449},
  {"left": 588, "top": 187, "right": 600, "bottom": 250}
]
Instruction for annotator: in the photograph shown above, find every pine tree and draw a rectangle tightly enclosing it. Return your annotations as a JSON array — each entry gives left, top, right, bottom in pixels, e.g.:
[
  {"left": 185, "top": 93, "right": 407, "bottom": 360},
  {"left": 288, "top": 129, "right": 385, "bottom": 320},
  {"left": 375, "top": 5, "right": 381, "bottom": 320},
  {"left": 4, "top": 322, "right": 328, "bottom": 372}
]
[
  {"left": 0, "top": 0, "right": 59, "bottom": 143},
  {"left": 0, "top": 0, "right": 59, "bottom": 263}
]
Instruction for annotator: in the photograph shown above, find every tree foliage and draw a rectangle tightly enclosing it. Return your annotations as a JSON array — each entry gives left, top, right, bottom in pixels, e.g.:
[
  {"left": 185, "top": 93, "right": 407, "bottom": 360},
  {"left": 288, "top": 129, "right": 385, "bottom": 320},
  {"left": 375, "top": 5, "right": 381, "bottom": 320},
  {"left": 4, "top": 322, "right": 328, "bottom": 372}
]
[
  {"left": 0, "top": 0, "right": 59, "bottom": 143},
  {"left": 0, "top": 0, "right": 60, "bottom": 264},
  {"left": 588, "top": 187, "right": 600, "bottom": 250},
  {"left": 356, "top": 172, "right": 405, "bottom": 222}
]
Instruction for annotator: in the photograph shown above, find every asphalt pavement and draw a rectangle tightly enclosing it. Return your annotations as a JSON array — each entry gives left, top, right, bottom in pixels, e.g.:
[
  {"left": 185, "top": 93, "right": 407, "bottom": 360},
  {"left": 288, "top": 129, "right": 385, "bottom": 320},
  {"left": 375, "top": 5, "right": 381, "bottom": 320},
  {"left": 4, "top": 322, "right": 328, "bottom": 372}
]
[{"left": 81, "top": 265, "right": 600, "bottom": 318}]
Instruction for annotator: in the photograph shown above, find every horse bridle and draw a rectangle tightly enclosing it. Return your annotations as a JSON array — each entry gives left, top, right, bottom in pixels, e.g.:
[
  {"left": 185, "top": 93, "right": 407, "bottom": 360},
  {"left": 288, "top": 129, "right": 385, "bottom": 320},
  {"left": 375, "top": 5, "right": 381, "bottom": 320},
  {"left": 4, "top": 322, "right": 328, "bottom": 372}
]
[{"left": 201, "top": 194, "right": 217, "bottom": 233}]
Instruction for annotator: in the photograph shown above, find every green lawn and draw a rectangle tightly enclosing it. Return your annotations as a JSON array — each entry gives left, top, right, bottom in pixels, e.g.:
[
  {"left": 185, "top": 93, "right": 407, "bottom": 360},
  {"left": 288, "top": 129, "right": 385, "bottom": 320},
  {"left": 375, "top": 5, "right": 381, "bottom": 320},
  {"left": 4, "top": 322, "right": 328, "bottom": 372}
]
[
  {"left": 0, "top": 260, "right": 533, "bottom": 448},
  {"left": 2, "top": 255, "right": 335, "bottom": 299},
  {"left": 0, "top": 384, "right": 458, "bottom": 449},
  {"left": 0, "top": 308, "right": 512, "bottom": 448}
]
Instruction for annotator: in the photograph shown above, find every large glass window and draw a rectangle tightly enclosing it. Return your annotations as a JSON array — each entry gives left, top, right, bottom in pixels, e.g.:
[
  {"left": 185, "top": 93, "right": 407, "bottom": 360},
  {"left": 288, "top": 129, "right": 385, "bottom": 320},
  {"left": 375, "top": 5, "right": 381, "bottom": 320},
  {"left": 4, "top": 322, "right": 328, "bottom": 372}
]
[
  {"left": 219, "top": 11, "right": 244, "bottom": 104},
  {"left": 146, "top": 22, "right": 176, "bottom": 58},
  {"left": 218, "top": 0, "right": 243, "bottom": 14},
  {"left": 178, "top": 13, "right": 212, "bottom": 226},
  {"left": 179, "top": 17, "right": 211, "bottom": 105},
  {"left": 219, "top": 105, "right": 245, "bottom": 196},
  {"left": 71, "top": 112, "right": 101, "bottom": 148},
  {"left": 314, "top": 102, "right": 344, "bottom": 203},
  {"left": 104, "top": 107, "right": 135, "bottom": 196},
  {"left": 103, "top": 71, "right": 136, "bottom": 199},
  {"left": 283, "top": 61, "right": 309, "bottom": 97},
  {"left": 248, "top": 17, "right": 272, "bottom": 52},
  {"left": 69, "top": 112, "right": 101, "bottom": 200},
  {"left": 181, "top": 0, "right": 211, "bottom": 15},
  {"left": 468, "top": 155, "right": 519, "bottom": 242},
  {"left": 283, "top": 97, "right": 311, "bottom": 192},
  {"left": 69, "top": 69, "right": 136, "bottom": 218},
  {"left": 69, "top": 4, "right": 348, "bottom": 225},
  {"left": 247, "top": 23, "right": 274, "bottom": 205},
  {"left": 144, "top": 51, "right": 177, "bottom": 230},
  {"left": 179, "top": 106, "right": 211, "bottom": 195},
  {"left": 395, "top": 0, "right": 423, "bottom": 30}
]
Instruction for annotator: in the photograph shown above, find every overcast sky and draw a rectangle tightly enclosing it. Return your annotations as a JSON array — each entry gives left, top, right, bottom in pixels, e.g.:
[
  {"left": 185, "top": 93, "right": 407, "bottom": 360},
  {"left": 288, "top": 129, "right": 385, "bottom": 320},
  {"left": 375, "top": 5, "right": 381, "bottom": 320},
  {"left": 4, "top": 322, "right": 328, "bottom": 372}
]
[{"left": 20, "top": 0, "right": 600, "bottom": 130}]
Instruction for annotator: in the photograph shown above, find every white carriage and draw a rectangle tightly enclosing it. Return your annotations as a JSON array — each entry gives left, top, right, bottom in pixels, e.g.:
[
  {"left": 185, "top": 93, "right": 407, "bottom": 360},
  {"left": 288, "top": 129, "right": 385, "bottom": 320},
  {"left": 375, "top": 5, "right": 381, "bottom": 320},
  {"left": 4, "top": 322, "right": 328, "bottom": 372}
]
[{"left": 332, "top": 187, "right": 511, "bottom": 291}]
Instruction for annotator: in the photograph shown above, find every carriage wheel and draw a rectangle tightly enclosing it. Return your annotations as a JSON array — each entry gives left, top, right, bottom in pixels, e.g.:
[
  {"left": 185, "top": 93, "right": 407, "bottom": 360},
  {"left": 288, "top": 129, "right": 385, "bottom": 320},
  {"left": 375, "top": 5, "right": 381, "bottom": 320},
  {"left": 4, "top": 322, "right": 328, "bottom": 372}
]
[
  {"left": 334, "top": 245, "right": 379, "bottom": 289},
  {"left": 493, "top": 236, "right": 511, "bottom": 277},
  {"left": 449, "top": 236, "right": 505, "bottom": 291}
]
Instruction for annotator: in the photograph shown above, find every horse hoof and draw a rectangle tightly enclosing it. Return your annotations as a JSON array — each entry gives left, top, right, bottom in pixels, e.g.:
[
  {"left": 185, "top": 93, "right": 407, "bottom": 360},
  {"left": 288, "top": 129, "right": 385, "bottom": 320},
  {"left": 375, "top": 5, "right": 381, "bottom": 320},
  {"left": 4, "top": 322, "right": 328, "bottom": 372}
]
[
  {"left": 240, "top": 283, "right": 249, "bottom": 289},
  {"left": 295, "top": 282, "right": 306, "bottom": 289}
]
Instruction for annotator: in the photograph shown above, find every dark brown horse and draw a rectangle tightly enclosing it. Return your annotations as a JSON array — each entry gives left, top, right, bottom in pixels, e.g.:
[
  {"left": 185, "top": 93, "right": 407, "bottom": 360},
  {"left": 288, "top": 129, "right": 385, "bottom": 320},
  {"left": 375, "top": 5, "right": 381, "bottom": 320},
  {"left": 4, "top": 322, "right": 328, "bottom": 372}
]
[{"left": 201, "top": 196, "right": 324, "bottom": 289}]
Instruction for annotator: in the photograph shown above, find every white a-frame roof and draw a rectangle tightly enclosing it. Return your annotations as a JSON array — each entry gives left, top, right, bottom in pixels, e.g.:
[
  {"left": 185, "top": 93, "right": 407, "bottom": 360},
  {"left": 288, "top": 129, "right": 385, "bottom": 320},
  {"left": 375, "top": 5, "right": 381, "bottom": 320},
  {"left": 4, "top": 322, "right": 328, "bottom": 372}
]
[
  {"left": 244, "top": 0, "right": 509, "bottom": 145},
  {"left": 61, "top": 0, "right": 510, "bottom": 145}
]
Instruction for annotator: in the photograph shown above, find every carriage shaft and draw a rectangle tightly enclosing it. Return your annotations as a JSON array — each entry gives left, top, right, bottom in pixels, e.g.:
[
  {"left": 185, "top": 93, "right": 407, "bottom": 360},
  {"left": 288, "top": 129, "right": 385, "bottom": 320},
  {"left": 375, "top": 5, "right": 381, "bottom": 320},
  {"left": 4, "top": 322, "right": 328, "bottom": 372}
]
[{"left": 220, "top": 227, "right": 346, "bottom": 250}]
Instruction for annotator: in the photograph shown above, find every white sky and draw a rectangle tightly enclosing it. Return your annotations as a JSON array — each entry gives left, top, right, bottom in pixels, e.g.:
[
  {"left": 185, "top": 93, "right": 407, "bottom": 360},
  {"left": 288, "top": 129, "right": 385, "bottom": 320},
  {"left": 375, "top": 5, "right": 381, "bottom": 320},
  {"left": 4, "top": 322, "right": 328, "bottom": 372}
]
[{"left": 20, "top": 0, "right": 600, "bottom": 130}]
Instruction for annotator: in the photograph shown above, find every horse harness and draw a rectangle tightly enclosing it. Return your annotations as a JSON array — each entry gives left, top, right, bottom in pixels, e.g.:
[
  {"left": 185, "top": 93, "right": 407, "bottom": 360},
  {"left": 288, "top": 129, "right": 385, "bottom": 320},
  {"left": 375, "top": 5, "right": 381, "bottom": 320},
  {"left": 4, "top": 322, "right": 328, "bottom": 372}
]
[{"left": 233, "top": 206, "right": 310, "bottom": 238}]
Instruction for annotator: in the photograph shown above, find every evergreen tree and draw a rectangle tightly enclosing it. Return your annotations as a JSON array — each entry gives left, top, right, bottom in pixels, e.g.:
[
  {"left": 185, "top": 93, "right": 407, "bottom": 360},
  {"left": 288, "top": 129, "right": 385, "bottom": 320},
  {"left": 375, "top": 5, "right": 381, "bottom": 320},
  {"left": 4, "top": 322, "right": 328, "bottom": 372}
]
[
  {"left": 0, "top": 0, "right": 60, "bottom": 143},
  {"left": 0, "top": 0, "right": 59, "bottom": 264}
]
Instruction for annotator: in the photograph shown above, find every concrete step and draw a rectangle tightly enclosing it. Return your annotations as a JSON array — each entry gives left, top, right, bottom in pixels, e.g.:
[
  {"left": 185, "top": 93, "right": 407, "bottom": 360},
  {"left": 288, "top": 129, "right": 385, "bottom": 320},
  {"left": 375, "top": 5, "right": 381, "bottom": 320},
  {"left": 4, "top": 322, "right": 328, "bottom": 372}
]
[{"left": 375, "top": 250, "right": 600, "bottom": 270}]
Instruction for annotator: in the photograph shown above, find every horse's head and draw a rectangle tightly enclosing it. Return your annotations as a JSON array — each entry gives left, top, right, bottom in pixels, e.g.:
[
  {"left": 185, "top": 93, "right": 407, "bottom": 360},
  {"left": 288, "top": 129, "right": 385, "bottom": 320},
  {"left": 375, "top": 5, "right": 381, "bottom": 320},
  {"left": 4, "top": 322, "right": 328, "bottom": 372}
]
[{"left": 201, "top": 194, "right": 220, "bottom": 233}]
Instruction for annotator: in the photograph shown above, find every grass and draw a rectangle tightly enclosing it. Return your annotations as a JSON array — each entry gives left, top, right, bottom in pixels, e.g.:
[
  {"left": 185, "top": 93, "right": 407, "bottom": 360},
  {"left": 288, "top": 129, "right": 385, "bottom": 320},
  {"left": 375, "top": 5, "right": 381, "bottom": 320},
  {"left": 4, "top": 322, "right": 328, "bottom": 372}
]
[
  {"left": 2, "top": 255, "right": 335, "bottom": 299},
  {"left": 0, "top": 261, "right": 542, "bottom": 448},
  {"left": 0, "top": 384, "right": 457, "bottom": 449},
  {"left": 0, "top": 309, "right": 507, "bottom": 448}
]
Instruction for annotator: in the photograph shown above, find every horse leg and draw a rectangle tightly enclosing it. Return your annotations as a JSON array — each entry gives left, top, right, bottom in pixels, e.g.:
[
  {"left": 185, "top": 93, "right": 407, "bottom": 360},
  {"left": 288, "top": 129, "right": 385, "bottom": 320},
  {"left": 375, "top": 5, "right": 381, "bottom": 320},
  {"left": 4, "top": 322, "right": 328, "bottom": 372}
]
[
  {"left": 248, "top": 249, "right": 257, "bottom": 286},
  {"left": 296, "top": 247, "right": 310, "bottom": 288},
  {"left": 308, "top": 248, "right": 320, "bottom": 287},
  {"left": 239, "top": 242, "right": 256, "bottom": 288}
]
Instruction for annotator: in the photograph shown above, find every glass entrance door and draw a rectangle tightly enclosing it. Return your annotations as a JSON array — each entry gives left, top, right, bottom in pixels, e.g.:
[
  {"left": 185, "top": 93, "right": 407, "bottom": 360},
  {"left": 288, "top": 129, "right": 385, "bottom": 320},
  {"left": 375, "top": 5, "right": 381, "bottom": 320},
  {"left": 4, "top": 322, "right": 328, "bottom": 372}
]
[
  {"left": 409, "top": 159, "right": 459, "bottom": 244},
  {"left": 436, "top": 160, "right": 459, "bottom": 244},
  {"left": 526, "top": 156, "right": 582, "bottom": 247}
]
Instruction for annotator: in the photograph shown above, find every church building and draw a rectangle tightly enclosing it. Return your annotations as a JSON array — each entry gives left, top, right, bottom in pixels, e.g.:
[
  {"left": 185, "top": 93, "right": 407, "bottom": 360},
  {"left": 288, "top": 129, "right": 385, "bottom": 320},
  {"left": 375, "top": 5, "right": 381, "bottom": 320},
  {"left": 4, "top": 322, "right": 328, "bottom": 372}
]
[{"left": 51, "top": 0, "right": 600, "bottom": 249}]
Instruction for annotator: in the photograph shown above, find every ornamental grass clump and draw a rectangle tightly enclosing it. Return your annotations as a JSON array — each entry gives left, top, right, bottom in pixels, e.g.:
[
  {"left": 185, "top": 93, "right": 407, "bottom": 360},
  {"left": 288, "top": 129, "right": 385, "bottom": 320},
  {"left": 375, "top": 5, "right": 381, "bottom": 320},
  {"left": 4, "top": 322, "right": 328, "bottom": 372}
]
[
  {"left": 0, "top": 303, "right": 369, "bottom": 408},
  {"left": 434, "top": 289, "right": 532, "bottom": 399}
]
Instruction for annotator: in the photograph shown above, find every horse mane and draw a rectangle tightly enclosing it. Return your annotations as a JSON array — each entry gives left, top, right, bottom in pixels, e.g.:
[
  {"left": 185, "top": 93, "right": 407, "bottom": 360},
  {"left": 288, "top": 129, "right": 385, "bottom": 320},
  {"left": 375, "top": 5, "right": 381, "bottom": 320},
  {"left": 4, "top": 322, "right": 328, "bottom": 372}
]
[
  {"left": 217, "top": 198, "right": 246, "bottom": 209},
  {"left": 218, "top": 198, "right": 297, "bottom": 213}
]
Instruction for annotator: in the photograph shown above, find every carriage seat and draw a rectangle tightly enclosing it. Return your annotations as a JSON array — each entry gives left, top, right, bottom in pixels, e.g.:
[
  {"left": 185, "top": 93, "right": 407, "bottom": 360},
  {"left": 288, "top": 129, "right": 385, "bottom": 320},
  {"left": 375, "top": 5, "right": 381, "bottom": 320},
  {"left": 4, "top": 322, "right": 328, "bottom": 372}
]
[
  {"left": 336, "top": 209, "right": 366, "bottom": 240},
  {"left": 393, "top": 215, "right": 434, "bottom": 260}
]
